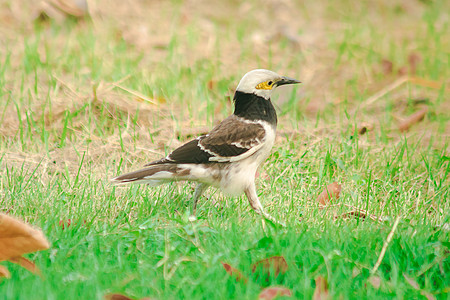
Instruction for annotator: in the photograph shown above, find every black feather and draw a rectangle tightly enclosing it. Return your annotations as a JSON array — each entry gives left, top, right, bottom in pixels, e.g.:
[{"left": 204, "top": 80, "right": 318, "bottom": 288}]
[
  {"left": 168, "top": 139, "right": 213, "bottom": 164},
  {"left": 233, "top": 91, "right": 277, "bottom": 125}
]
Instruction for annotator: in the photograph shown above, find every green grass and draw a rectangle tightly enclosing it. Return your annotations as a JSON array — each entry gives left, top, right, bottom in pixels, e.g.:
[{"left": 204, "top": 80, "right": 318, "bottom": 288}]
[{"left": 0, "top": 0, "right": 449, "bottom": 299}]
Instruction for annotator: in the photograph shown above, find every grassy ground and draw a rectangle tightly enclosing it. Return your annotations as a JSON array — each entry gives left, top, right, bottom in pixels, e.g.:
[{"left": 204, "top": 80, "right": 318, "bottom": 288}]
[{"left": 0, "top": 0, "right": 449, "bottom": 299}]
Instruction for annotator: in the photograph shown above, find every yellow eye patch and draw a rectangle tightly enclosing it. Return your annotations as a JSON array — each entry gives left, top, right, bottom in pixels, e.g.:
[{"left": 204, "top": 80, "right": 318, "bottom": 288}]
[{"left": 255, "top": 80, "right": 275, "bottom": 90}]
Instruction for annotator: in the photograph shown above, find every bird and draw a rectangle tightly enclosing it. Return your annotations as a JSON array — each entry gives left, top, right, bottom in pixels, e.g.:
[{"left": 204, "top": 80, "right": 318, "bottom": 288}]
[{"left": 111, "top": 69, "right": 300, "bottom": 224}]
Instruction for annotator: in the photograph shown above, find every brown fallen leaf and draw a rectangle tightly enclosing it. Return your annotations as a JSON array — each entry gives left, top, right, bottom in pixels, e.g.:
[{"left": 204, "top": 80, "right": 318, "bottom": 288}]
[
  {"left": 251, "top": 256, "right": 288, "bottom": 278},
  {"left": 9, "top": 256, "right": 41, "bottom": 275},
  {"left": 334, "top": 209, "right": 384, "bottom": 222},
  {"left": 410, "top": 98, "right": 429, "bottom": 105},
  {"left": 207, "top": 80, "right": 217, "bottom": 90},
  {"left": 398, "top": 108, "right": 428, "bottom": 132},
  {"left": 258, "top": 287, "right": 292, "bottom": 300},
  {"left": 313, "top": 276, "right": 329, "bottom": 300},
  {"left": 398, "top": 66, "right": 408, "bottom": 76},
  {"left": 368, "top": 276, "right": 381, "bottom": 289},
  {"left": 317, "top": 182, "right": 342, "bottom": 207},
  {"left": 35, "top": 2, "right": 66, "bottom": 22},
  {"left": 381, "top": 59, "right": 393, "bottom": 75},
  {"left": 408, "top": 53, "right": 422, "bottom": 74},
  {"left": 0, "top": 265, "right": 10, "bottom": 278},
  {"left": 35, "top": 0, "right": 87, "bottom": 23},
  {"left": 48, "top": 0, "right": 88, "bottom": 18},
  {"left": 221, "top": 262, "right": 248, "bottom": 283},
  {"left": 0, "top": 213, "right": 50, "bottom": 261},
  {"left": 104, "top": 294, "right": 151, "bottom": 300},
  {"left": 104, "top": 294, "right": 134, "bottom": 300}
]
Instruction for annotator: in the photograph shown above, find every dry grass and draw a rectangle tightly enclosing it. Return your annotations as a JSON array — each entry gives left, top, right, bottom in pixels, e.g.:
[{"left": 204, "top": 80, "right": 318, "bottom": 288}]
[{"left": 1, "top": 0, "right": 448, "bottom": 178}]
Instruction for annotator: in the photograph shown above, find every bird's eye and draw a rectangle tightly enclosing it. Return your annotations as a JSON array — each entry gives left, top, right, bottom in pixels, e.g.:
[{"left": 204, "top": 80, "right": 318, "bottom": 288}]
[{"left": 255, "top": 81, "right": 274, "bottom": 90}]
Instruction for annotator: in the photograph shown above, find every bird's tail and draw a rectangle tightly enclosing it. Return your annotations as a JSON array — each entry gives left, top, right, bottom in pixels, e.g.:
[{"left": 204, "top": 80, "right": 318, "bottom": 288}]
[{"left": 111, "top": 164, "right": 186, "bottom": 186}]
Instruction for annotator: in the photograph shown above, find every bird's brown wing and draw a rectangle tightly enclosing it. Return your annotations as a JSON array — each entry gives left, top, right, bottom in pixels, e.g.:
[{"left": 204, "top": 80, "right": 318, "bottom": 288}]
[{"left": 145, "top": 115, "right": 266, "bottom": 166}]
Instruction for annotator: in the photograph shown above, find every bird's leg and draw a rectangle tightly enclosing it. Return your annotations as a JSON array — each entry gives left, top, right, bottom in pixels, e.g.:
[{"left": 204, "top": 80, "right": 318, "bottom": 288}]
[
  {"left": 244, "top": 183, "right": 285, "bottom": 227},
  {"left": 192, "top": 183, "right": 208, "bottom": 215}
]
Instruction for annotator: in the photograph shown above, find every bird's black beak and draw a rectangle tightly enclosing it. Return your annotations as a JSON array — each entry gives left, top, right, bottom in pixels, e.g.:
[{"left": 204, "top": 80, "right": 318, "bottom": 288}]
[{"left": 276, "top": 76, "right": 301, "bottom": 86}]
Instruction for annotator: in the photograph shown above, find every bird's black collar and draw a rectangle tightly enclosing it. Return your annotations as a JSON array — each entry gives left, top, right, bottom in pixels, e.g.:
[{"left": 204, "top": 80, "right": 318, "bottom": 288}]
[{"left": 233, "top": 91, "right": 277, "bottom": 125}]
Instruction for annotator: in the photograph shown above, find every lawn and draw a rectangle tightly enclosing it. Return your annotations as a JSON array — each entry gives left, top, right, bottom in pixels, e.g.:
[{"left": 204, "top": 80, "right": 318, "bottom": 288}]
[{"left": 0, "top": 0, "right": 449, "bottom": 299}]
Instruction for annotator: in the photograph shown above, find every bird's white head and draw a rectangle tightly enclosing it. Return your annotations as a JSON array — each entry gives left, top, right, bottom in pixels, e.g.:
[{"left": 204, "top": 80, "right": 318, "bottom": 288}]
[{"left": 236, "top": 69, "right": 300, "bottom": 100}]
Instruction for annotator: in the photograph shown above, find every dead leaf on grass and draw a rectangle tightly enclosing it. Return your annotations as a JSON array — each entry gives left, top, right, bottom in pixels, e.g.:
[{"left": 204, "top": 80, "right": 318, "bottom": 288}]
[
  {"left": 379, "top": 52, "right": 421, "bottom": 76},
  {"left": 335, "top": 209, "right": 384, "bottom": 222},
  {"left": 207, "top": 80, "right": 217, "bottom": 90},
  {"left": 104, "top": 294, "right": 134, "bottom": 300},
  {"left": 104, "top": 294, "right": 151, "bottom": 300},
  {"left": 48, "top": 0, "right": 88, "bottom": 18},
  {"left": 398, "top": 108, "right": 428, "bottom": 132},
  {"left": 221, "top": 262, "right": 248, "bottom": 283},
  {"left": 9, "top": 256, "right": 41, "bottom": 275},
  {"left": 380, "top": 59, "right": 393, "bottom": 75},
  {"left": 0, "top": 213, "right": 50, "bottom": 261},
  {"left": 313, "top": 276, "right": 329, "bottom": 300},
  {"left": 251, "top": 256, "right": 288, "bottom": 278},
  {"left": 36, "top": 0, "right": 87, "bottom": 22},
  {"left": 398, "top": 66, "right": 408, "bottom": 76},
  {"left": 368, "top": 276, "right": 381, "bottom": 289},
  {"left": 317, "top": 182, "right": 342, "bottom": 207},
  {"left": 0, "top": 265, "right": 10, "bottom": 278},
  {"left": 258, "top": 286, "right": 292, "bottom": 300},
  {"left": 408, "top": 53, "right": 422, "bottom": 75},
  {"left": 410, "top": 98, "right": 429, "bottom": 105}
]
